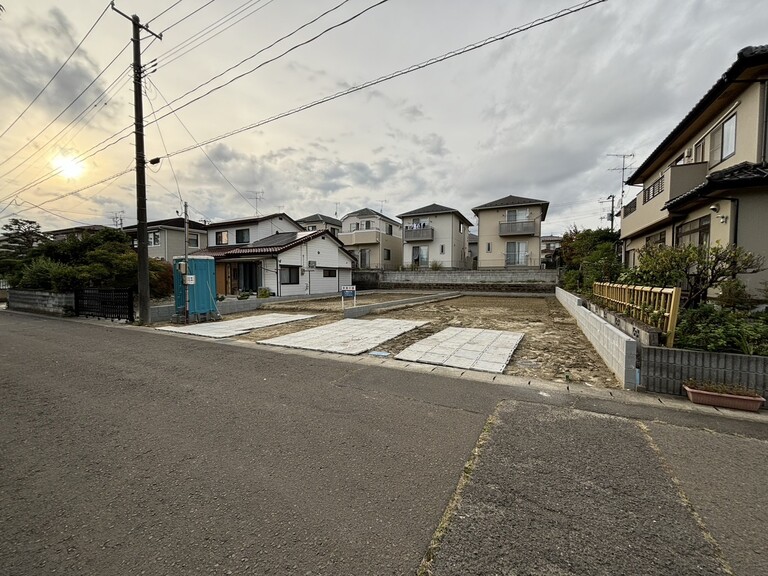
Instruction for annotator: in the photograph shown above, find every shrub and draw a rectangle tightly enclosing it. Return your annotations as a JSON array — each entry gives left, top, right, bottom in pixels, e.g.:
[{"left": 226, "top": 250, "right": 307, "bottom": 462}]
[
  {"left": 149, "top": 259, "right": 174, "bottom": 298},
  {"left": 16, "top": 258, "right": 70, "bottom": 291},
  {"left": 675, "top": 305, "right": 768, "bottom": 355},
  {"left": 257, "top": 288, "right": 271, "bottom": 298},
  {"left": 430, "top": 260, "right": 443, "bottom": 271},
  {"left": 560, "top": 269, "right": 581, "bottom": 292}
]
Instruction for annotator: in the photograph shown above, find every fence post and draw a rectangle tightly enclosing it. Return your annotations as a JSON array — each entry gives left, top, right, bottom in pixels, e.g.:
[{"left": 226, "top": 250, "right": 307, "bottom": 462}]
[{"left": 666, "top": 287, "right": 681, "bottom": 348}]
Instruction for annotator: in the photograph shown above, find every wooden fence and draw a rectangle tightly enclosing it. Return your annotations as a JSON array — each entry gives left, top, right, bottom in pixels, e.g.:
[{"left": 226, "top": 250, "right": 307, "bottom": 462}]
[{"left": 592, "top": 282, "right": 681, "bottom": 347}]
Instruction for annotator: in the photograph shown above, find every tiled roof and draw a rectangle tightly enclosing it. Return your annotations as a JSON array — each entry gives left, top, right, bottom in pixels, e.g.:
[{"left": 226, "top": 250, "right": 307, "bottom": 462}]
[
  {"left": 471, "top": 195, "right": 549, "bottom": 219},
  {"left": 663, "top": 161, "right": 768, "bottom": 210},
  {"left": 296, "top": 213, "right": 342, "bottom": 227},
  {"left": 205, "top": 212, "right": 301, "bottom": 229},
  {"left": 628, "top": 45, "right": 768, "bottom": 185},
  {"left": 123, "top": 217, "right": 206, "bottom": 232},
  {"left": 397, "top": 203, "right": 473, "bottom": 226},
  {"left": 195, "top": 230, "right": 355, "bottom": 261},
  {"left": 342, "top": 207, "right": 400, "bottom": 226}
]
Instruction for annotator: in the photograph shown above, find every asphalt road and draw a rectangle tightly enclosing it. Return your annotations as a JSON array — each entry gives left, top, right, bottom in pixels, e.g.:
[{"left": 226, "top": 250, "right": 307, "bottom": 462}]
[{"left": 2, "top": 311, "right": 767, "bottom": 575}]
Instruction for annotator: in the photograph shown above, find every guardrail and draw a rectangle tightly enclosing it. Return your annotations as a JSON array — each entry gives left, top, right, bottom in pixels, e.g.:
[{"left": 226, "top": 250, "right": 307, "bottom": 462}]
[{"left": 592, "top": 282, "right": 681, "bottom": 347}]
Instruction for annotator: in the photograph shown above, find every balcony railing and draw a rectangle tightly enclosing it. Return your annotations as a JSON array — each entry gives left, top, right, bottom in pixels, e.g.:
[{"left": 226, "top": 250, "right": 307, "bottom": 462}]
[
  {"left": 623, "top": 198, "right": 637, "bottom": 217},
  {"left": 498, "top": 220, "right": 535, "bottom": 236},
  {"left": 403, "top": 226, "right": 434, "bottom": 242}
]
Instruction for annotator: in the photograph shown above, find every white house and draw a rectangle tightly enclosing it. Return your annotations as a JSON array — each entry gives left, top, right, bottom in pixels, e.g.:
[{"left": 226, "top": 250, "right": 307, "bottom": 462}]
[
  {"left": 295, "top": 213, "right": 342, "bottom": 236},
  {"left": 397, "top": 203, "right": 472, "bottom": 269}
]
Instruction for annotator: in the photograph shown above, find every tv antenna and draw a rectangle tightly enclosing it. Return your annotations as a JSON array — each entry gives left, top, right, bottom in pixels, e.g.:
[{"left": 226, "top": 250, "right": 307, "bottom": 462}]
[
  {"left": 607, "top": 153, "right": 635, "bottom": 209},
  {"left": 246, "top": 190, "right": 265, "bottom": 215}
]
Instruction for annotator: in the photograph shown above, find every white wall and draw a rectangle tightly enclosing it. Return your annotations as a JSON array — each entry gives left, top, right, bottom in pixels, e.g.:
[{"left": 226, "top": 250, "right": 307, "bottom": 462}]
[{"left": 207, "top": 216, "right": 303, "bottom": 246}]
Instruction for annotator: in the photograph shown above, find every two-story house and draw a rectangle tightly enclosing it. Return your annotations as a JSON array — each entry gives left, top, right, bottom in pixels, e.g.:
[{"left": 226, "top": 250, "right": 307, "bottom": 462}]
[
  {"left": 124, "top": 217, "right": 208, "bottom": 262},
  {"left": 203, "top": 213, "right": 304, "bottom": 294},
  {"left": 471, "top": 195, "right": 549, "bottom": 268},
  {"left": 338, "top": 208, "right": 402, "bottom": 270},
  {"left": 397, "top": 204, "right": 472, "bottom": 269},
  {"left": 295, "top": 213, "right": 342, "bottom": 236},
  {"left": 621, "top": 45, "right": 768, "bottom": 296}
]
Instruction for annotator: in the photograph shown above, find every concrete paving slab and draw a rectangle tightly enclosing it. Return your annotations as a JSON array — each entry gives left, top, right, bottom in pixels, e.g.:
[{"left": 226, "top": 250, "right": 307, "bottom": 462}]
[
  {"left": 156, "top": 313, "right": 314, "bottom": 338},
  {"left": 258, "top": 318, "right": 428, "bottom": 355},
  {"left": 395, "top": 327, "right": 524, "bottom": 373}
]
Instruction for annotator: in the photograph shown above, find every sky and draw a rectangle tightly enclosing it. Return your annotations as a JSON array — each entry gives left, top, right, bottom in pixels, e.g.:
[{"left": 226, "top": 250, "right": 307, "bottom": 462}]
[{"left": 0, "top": 0, "right": 765, "bottom": 236}]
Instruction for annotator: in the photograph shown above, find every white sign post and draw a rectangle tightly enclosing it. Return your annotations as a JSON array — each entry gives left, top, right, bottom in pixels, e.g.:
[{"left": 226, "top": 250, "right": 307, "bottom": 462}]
[{"left": 341, "top": 285, "right": 356, "bottom": 309}]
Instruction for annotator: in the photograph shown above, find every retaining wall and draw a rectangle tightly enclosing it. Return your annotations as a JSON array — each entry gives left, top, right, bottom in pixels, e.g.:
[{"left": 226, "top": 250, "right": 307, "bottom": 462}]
[
  {"left": 555, "top": 287, "right": 637, "bottom": 389},
  {"left": 8, "top": 290, "right": 74, "bottom": 316},
  {"left": 343, "top": 292, "right": 460, "bottom": 318},
  {"left": 641, "top": 346, "right": 767, "bottom": 399}
]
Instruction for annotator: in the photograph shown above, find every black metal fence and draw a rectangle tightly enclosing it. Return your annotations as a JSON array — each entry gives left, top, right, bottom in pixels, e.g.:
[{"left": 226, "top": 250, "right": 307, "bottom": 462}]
[{"left": 74, "top": 288, "right": 135, "bottom": 322}]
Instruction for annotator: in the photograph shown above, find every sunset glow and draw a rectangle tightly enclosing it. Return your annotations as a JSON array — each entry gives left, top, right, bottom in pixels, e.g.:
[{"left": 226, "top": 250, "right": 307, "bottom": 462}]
[{"left": 52, "top": 155, "right": 84, "bottom": 179}]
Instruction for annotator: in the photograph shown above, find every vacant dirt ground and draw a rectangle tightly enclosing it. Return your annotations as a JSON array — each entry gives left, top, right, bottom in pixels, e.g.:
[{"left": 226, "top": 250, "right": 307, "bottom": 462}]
[{"left": 238, "top": 293, "right": 619, "bottom": 388}]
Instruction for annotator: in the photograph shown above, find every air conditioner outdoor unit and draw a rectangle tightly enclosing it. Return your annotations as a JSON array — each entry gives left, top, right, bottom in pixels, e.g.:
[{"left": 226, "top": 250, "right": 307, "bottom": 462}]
[{"left": 307, "top": 260, "right": 317, "bottom": 269}]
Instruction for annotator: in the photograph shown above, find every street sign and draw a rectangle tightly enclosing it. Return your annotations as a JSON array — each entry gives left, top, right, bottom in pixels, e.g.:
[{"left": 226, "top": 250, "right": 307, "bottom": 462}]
[{"left": 341, "top": 285, "right": 356, "bottom": 298}]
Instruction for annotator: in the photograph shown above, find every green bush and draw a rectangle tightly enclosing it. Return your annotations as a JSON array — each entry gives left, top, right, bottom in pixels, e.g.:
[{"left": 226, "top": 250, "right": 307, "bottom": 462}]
[
  {"left": 560, "top": 269, "right": 581, "bottom": 292},
  {"left": 675, "top": 305, "right": 768, "bottom": 355},
  {"left": 257, "top": 288, "right": 271, "bottom": 298},
  {"left": 16, "top": 258, "right": 69, "bottom": 291},
  {"left": 149, "top": 259, "right": 174, "bottom": 298}
]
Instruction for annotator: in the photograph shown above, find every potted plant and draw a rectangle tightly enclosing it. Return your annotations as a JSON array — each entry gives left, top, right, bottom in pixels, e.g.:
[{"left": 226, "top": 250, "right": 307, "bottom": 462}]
[{"left": 682, "top": 379, "right": 765, "bottom": 412}]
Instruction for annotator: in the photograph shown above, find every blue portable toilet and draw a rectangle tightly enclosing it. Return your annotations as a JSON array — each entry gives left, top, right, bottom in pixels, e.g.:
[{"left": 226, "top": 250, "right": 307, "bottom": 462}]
[{"left": 172, "top": 255, "right": 218, "bottom": 321}]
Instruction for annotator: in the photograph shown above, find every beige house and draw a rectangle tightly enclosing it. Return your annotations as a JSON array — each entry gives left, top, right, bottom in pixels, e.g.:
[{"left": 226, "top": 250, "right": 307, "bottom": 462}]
[
  {"left": 397, "top": 203, "right": 472, "bottom": 269},
  {"left": 472, "top": 195, "right": 549, "bottom": 268},
  {"left": 338, "top": 208, "right": 402, "bottom": 270},
  {"left": 124, "top": 217, "right": 208, "bottom": 262},
  {"left": 622, "top": 45, "right": 768, "bottom": 296}
]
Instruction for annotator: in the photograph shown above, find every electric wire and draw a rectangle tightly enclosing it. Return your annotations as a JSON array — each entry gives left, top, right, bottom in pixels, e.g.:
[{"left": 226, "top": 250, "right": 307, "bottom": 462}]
[
  {"left": 0, "top": 41, "right": 132, "bottom": 171},
  {"left": 153, "top": 0, "right": 270, "bottom": 68},
  {"left": 144, "top": 80, "right": 184, "bottom": 211},
  {"left": 157, "top": 0, "right": 277, "bottom": 71},
  {"left": 154, "top": 0, "right": 606, "bottom": 161},
  {"left": 147, "top": 0, "right": 187, "bottom": 25},
  {"left": 147, "top": 78, "right": 259, "bottom": 212},
  {"left": 147, "top": 0, "right": 376, "bottom": 124},
  {"left": 159, "top": 0, "right": 216, "bottom": 34},
  {"left": 0, "top": 1, "right": 112, "bottom": 141}
]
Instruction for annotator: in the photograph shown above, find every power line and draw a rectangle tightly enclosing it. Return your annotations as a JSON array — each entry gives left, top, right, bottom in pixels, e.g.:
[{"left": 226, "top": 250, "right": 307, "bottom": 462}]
[
  {"left": 154, "top": 0, "right": 274, "bottom": 70},
  {"left": 159, "top": 0, "right": 216, "bottom": 34},
  {"left": 0, "top": 1, "right": 111, "bottom": 141},
  {"left": 0, "top": 41, "right": 131, "bottom": 172},
  {"left": 147, "top": 78, "right": 260, "bottom": 213},
  {"left": 144, "top": 81, "right": 184, "bottom": 211},
  {"left": 147, "top": 0, "right": 187, "bottom": 25},
  {"left": 154, "top": 0, "right": 607, "bottom": 161},
  {"left": 147, "top": 0, "right": 375, "bottom": 124}
]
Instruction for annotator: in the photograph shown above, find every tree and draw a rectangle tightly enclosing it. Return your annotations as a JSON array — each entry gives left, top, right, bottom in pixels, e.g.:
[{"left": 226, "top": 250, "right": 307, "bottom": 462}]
[
  {"left": 619, "top": 242, "right": 765, "bottom": 308},
  {"left": 0, "top": 219, "right": 50, "bottom": 281},
  {"left": 560, "top": 226, "right": 621, "bottom": 291}
]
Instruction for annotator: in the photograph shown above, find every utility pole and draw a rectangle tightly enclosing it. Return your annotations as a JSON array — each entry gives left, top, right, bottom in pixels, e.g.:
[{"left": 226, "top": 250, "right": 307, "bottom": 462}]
[
  {"left": 600, "top": 194, "right": 616, "bottom": 231},
  {"left": 183, "top": 201, "right": 190, "bottom": 324},
  {"left": 112, "top": 3, "right": 162, "bottom": 325}
]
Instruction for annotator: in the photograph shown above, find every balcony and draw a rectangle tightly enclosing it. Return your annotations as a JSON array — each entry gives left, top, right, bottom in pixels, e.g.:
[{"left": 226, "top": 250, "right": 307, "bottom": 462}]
[
  {"left": 498, "top": 220, "right": 535, "bottom": 236},
  {"left": 338, "top": 229, "right": 380, "bottom": 246},
  {"left": 403, "top": 225, "right": 434, "bottom": 242}
]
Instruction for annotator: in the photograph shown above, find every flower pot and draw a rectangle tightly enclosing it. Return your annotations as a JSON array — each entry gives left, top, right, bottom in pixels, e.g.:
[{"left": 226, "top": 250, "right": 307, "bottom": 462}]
[{"left": 683, "top": 385, "right": 765, "bottom": 412}]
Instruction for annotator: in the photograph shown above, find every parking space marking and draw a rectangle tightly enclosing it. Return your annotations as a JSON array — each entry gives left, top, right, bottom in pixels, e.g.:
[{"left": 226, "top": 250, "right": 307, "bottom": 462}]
[
  {"left": 156, "top": 313, "right": 315, "bottom": 338},
  {"left": 395, "top": 327, "right": 523, "bottom": 373},
  {"left": 258, "top": 318, "right": 428, "bottom": 355}
]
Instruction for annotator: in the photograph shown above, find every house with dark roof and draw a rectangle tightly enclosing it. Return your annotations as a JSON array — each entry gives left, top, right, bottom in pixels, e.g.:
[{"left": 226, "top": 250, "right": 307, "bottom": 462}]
[
  {"left": 397, "top": 204, "right": 472, "bottom": 269},
  {"left": 195, "top": 229, "right": 355, "bottom": 296},
  {"left": 471, "top": 195, "right": 549, "bottom": 268},
  {"left": 295, "top": 213, "right": 342, "bottom": 236},
  {"left": 621, "top": 45, "right": 768, "bottom": 296},
  {"left": 203, "top": 213, "right": 306, "bottom": 294},
  {"left": 339, "top": 208, "right": 402, "bottom": 270},
  {"left": 123, "top": 217, "right": 207, "bottom": 262}
]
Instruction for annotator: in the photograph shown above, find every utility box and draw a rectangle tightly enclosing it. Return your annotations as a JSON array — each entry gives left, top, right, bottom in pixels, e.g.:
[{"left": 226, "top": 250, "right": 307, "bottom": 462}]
[{"left": 172, "top": 255, "right": 218, "bottom": 321}]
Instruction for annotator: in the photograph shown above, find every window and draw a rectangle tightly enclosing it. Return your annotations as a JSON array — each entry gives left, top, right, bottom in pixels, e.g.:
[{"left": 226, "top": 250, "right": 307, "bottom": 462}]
[
  {"left": 306, "top": 225, "right": 317, "bottom": 231},
  {"left": 412, "top": 245, "right": 428, "bottom": 266},
  {"left": 365, "top": 220, "right": 372, "bottom": 230},
  {"left": 235, "top": 228, "right": 250, "bottom": 243},
  {"left": 280, "top": 266, "right": 300, "bottom": 284},
  {"left": 148, "top": 231, "right": 160, "bottom": 246},
  {"left": 354, "top": 222, "right": 360, "bottom": 231},
  {"left": 385, "top": 223, "right": 393, "bottom": 235},
  {"left": 188, "top": 234, "right": 199, "bottom": 248},
  {"left": 676, "top": 216, "right": 710, "bottom": 248},
  {"left": 459, "top": 222, "right": 464, "bottom": 233},
  {"left": 709, "top": 114, "right": 736, "bottom": 166},
  {"left": 440, "top": 244, "right": 445, "bottom": 254},
  {"left": 383, "top": 248, "right": 391, "bottom": 261},
  {"left": 694, "top": 141, "right": 704, "bottom": 163},
  {"left": 645, "top": 231, "right": 666, "bottom": 246},
  {"left": 215, "top": 231, "right": 228, "bottom": 245},
  {"left": 486, "top": 242, "right": 492, "bottom": 253},
  {"left": 323, "top": 269, "right": 337, "bottom": 278}
]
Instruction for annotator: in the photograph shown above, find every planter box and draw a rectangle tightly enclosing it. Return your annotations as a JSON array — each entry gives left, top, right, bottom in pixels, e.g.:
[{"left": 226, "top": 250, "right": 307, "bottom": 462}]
[{"left": 683, "top": 385, "right": 765, "bottom": 412}]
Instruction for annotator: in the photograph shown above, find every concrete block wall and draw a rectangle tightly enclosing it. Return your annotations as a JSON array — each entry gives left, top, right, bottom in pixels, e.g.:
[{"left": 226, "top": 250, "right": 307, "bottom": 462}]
[
  {"left": 8, "top": 290, "right": 75, "bottom": 316},
  {"left": 382, "top": 269, "right": 558, "bottom": 285},
  {"left": 556, "top": 288, "right": 637, "bottom": 389}
]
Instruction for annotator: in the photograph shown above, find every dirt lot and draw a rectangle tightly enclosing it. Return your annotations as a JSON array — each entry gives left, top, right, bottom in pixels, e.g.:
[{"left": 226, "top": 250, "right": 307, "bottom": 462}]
[{"left": 238, "top": 293, "right": 619, "bottom": 388}]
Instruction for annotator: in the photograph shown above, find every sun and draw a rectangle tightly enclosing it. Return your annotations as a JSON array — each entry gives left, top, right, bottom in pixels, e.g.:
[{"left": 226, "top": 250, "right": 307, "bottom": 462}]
[{"left": 52, "top": 155, "right": 84, "bottom": 179}]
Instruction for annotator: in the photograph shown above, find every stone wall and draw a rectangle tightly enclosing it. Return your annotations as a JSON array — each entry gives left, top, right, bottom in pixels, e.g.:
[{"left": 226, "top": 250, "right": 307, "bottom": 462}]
[{"left": 8, "top": 290, "right": 75, "bottom": 316}]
